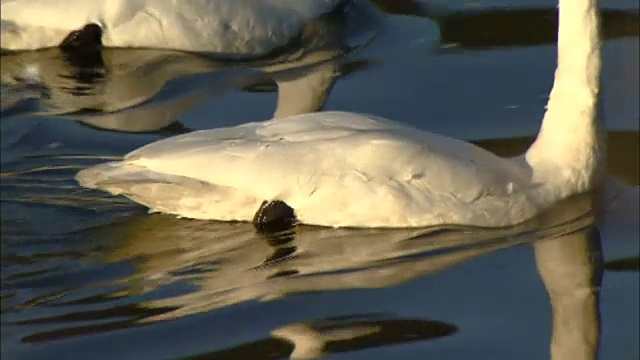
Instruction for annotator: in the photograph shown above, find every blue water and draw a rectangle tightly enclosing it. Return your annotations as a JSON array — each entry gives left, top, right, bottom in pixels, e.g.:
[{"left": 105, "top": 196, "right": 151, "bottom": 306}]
[{"left": 1, "top": 2, "right": 638, "bottom": 359}]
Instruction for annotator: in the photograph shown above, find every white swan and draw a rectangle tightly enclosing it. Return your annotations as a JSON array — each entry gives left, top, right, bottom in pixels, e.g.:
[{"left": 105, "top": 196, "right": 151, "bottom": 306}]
[
  {"left": 1, "top": 0, "right": 356, "bottom": 56},
  {"left": 0, "top": 0, "right": 439, "bottom": 124},
  {"left": 76, "top": 0, "right": 605, "bottom": 228}
]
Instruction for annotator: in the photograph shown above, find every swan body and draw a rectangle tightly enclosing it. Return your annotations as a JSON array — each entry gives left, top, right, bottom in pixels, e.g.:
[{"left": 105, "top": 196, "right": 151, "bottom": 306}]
[
  {"left": 76, "top": 0, "right": 604, "bottom": 228},
  {"left": 78, "top": 113, "right": 535, "bottom": 227},
  {"left": 0, "top": 0, "right": 348, "bottom": 56}
]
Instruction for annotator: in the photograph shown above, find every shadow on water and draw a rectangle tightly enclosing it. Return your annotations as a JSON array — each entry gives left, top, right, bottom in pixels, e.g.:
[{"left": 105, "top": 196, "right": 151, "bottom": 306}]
[
  {"left": 181, "top": 315, "right": 458, "bottom": 360},
  {"left": 474, "top": 131, "right": 640, "bottom": 185},
  {"left": 412, "top": 8, "right": 638, "bottom": 49},
  {"left": 605, "top": 256, "right": 640, "bottom": 272},
  {"left": 369, "top": 0, "right": 638, "bottom": 44}
]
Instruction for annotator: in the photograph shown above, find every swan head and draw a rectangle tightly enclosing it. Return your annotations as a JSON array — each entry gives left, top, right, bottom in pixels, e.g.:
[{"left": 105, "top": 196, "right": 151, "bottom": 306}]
[{"left": 59, "top": 23, "right": 103, "bottom": 50}]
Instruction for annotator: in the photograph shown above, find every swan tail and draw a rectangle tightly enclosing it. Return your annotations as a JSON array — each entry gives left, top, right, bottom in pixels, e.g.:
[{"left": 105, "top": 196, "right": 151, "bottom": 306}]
[
  {"left": 76, "top": 161, "right": 157, "bottom": 192},
  {"left": 76, "top": 162, "right": 259, "bottom": 221},
  {"left": 75, "top": 161, "right": 195, "bottom": 210}
]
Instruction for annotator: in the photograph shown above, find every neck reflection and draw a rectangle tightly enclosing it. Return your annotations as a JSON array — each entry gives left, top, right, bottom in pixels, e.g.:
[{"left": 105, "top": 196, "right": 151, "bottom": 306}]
[{"left": 534, "top": 224, "right": 602, "bottom": 360}]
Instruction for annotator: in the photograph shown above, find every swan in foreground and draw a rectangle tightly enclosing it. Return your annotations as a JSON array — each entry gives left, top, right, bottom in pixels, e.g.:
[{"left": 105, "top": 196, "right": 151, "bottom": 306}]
[
  {"left": 76, "top": 0, "right": 605, "bottom": 228},
  {"left": 0, "top": 0, "right": 419, "bottom": 58}
]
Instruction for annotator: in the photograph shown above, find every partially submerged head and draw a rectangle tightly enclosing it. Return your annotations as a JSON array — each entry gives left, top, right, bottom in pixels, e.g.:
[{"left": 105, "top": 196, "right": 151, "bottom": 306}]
[{"left": 59, "top": 23, "right": 103, "bottom": 50}]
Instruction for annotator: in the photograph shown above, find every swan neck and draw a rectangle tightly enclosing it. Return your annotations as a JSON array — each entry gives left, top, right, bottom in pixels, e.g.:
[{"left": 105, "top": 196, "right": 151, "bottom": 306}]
[
  {"left": 273, "top": 61, "right": 338, "bottom": 119},
  {"left": 554, "top": 0, "right": 601, "bottom": 93},
  {"left": 526, "top": 0, "right": 604, "bottom": 189}
]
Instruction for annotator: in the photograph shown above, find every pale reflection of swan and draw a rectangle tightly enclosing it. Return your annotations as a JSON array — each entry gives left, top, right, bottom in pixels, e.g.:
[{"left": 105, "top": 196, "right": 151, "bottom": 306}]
[
  {"left": 98, "top": 194, "right": 594, "bottom": 314},
  {"left": 76, "top": 0, "right": 607, "bottom": 228},
  {"left": 534, "top": 223, "right": 602, "bottom": 360},
  {"left": 1, "top": 49, "right": 233, "bottom": 132},
  {"left": 270, "top": 213, "right": 604, "bottom": 360},
  {"left": 92, "top": 193, "right": 600, "bottom": 359},
  {"left": 137, "top": 314, "right": 457, "bottom": 359},
  {"left": 269, "top": 314, "right": 456, "bottom": 359},
  {"left": 0, "top": 47, "right": 346, "bottom": 131},
  {"left": 271, "top": 320, "right": 381, "bottom": 359}
]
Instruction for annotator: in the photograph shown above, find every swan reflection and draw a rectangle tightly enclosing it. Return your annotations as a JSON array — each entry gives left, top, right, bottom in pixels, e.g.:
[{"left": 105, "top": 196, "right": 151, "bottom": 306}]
[
  {"left": 534, "top": 224, "right": 602, "bottom": 360},
  {"left": 0, "top": 48, "right": 345, "bottom": 133},
  {"left": 6, "top": 192, "right": 597, "bottom": 358},
  {"left": 184, "top": 314, "right": 457, "bottom": 360},
  {"left": 1, "top": 161, "right": 620, "bottom": 358}
]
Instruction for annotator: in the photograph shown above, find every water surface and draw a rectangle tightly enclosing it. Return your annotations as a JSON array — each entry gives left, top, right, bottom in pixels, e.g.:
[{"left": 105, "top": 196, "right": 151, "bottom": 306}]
[{"left": 1, "top": 1, "right": 638, "bottom": 359}]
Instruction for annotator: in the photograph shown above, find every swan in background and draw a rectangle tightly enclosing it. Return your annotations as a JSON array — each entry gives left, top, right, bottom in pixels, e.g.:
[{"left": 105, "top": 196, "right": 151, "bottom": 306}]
[
  {"left": 0, "top": 0, "right": 439, "bottom": 58},
  {"left": 76, "top": 0, "right": 605, "bottom": 228},
  {"left": 0, "top": 0, "right": 346, "bottom": 56},
  {"left": 1, "top": 0, "right": 439, "bottom": 130}
]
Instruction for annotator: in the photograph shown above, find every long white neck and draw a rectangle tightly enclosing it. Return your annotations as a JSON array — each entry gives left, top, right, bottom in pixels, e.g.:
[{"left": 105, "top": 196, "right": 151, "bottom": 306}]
[
  {"left": 525, "top": 0, "right": 605, "bottom": 193},
  {"left": 273, "top": 61, "right": 338, "bottom": 119}
]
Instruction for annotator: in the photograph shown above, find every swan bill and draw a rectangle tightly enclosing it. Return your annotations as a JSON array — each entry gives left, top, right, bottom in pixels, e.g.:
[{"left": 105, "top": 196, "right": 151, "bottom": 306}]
[
  {"left": 59, "top": 23, "right": 103, "bottom": 50},
  {"left": 253, "top": 200, "right": 297, "bottom": 233}
]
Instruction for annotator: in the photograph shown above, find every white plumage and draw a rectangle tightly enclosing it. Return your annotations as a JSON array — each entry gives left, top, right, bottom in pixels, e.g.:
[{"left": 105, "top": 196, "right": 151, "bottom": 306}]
[
  {"left": 76, "top": 0, "right": 605, "bottom": 228},
  {"left": 1, "top": 0, "right": 345, "bottom": 56},
  {"left": 78, "top": 113, "right": 535, "bottom": 227}
]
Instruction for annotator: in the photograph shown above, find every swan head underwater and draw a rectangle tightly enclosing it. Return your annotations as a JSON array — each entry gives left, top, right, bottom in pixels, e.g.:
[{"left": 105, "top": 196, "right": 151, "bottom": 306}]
[
  {"left": 73, "top": 0, "right": 606, "bottom": 229},
  {"left": 58, "top": 23, "right": 103, "bottom": 50}
]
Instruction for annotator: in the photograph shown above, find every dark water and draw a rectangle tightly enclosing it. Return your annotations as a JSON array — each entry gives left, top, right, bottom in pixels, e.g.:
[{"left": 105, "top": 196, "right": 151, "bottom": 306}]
[{"left": 1, "top": 1, "right": 639, "bottom": 359}]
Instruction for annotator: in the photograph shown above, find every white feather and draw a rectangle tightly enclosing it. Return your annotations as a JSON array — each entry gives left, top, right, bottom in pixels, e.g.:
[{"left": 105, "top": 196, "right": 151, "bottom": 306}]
[
  {"left": 76, "top": 0, "right": 606, "bottom": 228},
  {"left": 78, "top": 112, "right": 536, "bottom": 227},
  {"left": 1, "top": 0, "right": 344, "bottom": 55}
]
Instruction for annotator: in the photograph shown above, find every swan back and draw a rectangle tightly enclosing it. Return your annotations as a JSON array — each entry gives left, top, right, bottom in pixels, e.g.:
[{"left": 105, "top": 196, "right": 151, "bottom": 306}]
[
  {"left": 1, "top": 0, "right": 342, "bottom": 56},
  {"left": 77, "top": 112, "right": 536, "bottom": 227}
]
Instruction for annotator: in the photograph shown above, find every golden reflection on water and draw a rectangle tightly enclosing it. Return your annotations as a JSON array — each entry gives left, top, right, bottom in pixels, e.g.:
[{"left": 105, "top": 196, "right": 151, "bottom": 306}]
[
  {"left": 95, "top": 192, "right": 595, "bottom": 317},
  {"left": 6, "top": 192, "right": 598, "bottom": 358},
  {"left": 3, "top": 193, "right": 602, "bottom": 360}
]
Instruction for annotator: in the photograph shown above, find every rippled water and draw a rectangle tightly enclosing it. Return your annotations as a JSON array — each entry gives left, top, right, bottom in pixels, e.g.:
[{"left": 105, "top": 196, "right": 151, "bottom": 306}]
[{"left": 1, "top": 1, "right": 639, "bottom": 359}]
